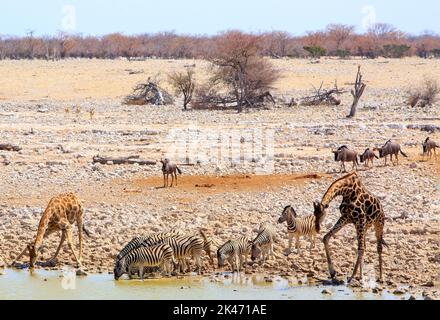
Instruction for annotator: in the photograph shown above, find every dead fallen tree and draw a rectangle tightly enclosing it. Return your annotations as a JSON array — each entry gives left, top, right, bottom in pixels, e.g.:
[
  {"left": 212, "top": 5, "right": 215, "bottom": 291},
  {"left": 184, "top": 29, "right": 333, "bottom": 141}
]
[
  {"left": 92, "top": 155, "right": 156, "bottom": 165},
  {"left": 0, "top": 144, "right": 21, "bottom": 152},
  {"left": 123, "top": 79, "right": 174, "bottom": 106},
  {"left": 300, "top": 81, "right": 344, "bottom": 106},
  {"left": 193, "top": 85, "right": 276, "bottom": 110}
]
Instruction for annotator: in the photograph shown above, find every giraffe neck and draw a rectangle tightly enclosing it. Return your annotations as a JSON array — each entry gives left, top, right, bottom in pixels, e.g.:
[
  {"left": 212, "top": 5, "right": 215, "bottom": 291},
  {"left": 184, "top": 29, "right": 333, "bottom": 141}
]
[
  {"left": 33, "top": 208, "right": 52, "bottom": 249},
  {"left": 322, "top": 175, "right": 358, "bottom": 206}
]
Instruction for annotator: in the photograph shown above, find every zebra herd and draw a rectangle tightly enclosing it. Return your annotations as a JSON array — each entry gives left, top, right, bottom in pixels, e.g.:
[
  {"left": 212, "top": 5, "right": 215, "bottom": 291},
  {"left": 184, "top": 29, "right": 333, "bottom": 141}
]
[{"left": 114, "top": 206, "right": 320, "bottom": 280}]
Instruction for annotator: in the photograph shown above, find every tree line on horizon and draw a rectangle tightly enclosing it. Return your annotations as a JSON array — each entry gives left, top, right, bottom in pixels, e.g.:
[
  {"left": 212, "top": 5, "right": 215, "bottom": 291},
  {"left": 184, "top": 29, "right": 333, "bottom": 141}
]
[{"left": 1, "top": 23, "right": 440, "bottom": 60}]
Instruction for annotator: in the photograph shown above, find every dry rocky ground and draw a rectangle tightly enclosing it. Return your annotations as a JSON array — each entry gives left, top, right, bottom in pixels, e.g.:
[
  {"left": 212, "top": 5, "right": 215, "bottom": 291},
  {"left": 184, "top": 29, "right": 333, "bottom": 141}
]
[{"left": 0, "top": 58, "right": 439, "bottom": 299}]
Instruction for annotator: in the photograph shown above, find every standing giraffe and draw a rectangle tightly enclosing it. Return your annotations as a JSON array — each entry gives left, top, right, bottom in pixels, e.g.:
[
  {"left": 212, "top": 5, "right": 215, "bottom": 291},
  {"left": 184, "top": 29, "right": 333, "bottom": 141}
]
[
  {"left": 12, "top": 193, "right": 89, "bottom": 269},
  {"left": 314, "top": 172, "right": 386, "bottom": 283}
]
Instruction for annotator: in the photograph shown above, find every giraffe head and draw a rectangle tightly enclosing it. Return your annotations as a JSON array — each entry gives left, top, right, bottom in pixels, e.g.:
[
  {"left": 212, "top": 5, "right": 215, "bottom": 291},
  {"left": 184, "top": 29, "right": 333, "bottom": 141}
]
[{"left": 313, "top": 201, "right": 327, "bottom": 233}]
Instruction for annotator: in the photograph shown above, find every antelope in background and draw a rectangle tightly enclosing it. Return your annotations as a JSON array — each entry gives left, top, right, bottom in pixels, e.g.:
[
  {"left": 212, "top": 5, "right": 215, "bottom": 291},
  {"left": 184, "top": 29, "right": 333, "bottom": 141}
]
[
  {"left": 374, "top": 140, "right": 408, "bottom": 166},
  {"left": 359, "top": 148, "right": 379, "bottom": 168},
  {"left": 332, "top": 146, "right": 359, "bottom": 173},
  {"left": 160, "top": 158, "right": 182, "bottom": 187},
  {"left": 423, "top": 137, "right": 439, "bottom": 160}
]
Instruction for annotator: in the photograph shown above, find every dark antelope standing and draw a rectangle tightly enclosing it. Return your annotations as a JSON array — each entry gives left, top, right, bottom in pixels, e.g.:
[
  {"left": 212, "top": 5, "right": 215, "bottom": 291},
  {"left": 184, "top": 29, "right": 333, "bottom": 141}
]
[
  {"left": 314, "top": 172, "right": 386, "bottom": 283},
  {"left": 160, "top": 159, "right": 182, "bottom": 187},
  {"left": 423, "top": 137, "right": 439, "bottom": 160},
  {"left": 359, "top": 148, "right": 378, "bottom": 168},
  {"left": 374, "top": 140, "right": 408, "bottom": 166},
  {"left": 332, "top": 146, "right": 359, "bottom": 173}
]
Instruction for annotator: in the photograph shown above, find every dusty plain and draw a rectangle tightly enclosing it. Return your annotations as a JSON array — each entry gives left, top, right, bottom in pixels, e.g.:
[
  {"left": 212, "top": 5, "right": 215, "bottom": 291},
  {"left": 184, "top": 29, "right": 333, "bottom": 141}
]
[{"left": 0, "top": 57, "right": 439, "bottom": 299}]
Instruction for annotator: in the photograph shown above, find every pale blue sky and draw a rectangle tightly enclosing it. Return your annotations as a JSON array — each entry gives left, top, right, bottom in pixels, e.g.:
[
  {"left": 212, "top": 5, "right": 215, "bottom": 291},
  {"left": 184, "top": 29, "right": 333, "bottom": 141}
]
[{"left": 1, "top": 0, "right": 439, "bottom": 37}]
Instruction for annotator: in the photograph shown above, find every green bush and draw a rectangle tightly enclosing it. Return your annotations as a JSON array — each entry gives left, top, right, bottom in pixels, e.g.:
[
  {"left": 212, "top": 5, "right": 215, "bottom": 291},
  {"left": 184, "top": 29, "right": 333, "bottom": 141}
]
[{"left": 303, "top": 46, "right": 327, "bottom": 58}]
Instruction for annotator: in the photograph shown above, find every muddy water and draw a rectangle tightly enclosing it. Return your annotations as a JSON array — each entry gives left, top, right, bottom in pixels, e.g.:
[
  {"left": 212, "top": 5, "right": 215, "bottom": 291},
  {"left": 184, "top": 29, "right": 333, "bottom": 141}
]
[{"left": 0, "top": 269, "right": 411, "bottom": 300}]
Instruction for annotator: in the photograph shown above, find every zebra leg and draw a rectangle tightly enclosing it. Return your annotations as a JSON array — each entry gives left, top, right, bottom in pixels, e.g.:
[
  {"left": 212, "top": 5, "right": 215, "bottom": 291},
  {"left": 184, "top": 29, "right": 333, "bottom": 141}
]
[
  {"left": 139, "top": 266, "right": 145, "bottom": 281},
  {"left": 295, "top": 235, "right": 300, "bottom": 254},
  {"left": 310, "top": 234, "right": 315, "bottom": 251},
  {"left": 285, "top": 234, "right": 293, "bottom": 256}
]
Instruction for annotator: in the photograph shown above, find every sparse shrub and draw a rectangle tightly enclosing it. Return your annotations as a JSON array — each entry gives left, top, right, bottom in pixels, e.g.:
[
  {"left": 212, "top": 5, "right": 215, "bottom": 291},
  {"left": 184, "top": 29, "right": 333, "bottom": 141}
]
[
  {"left": 168, "top": 68, "right": 196, "bottom": 110},
  {"left": 382, "top": 44, "right": 411, "bottom": 58},
  {"left": 336, "top": 49, "right": 351, "bottom": 59},
  {"left": 88, "top": 108, "right": 95, "bottom": 120},
  {"left": 303, "top": 46, "right": 327, "bottom": 59},
  {"left": 408, "top": 77, "right": 440, "bottom": 107}
]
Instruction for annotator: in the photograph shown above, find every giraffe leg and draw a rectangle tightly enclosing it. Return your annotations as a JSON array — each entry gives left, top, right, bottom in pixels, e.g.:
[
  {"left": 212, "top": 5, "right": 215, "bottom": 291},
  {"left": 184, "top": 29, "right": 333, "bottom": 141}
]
[
  {"left": 374, "top": 220, "right": 385, "bottom": 283},
  {"left": 323, "top": 216, "right": 350, "bottom": 279},
  {"left": 348, "top": 223, "right": 366, "bottom": 283},
  {"left": 77, "top": 213, "right": 84, "bottom": 263},
  {"left": 65, "top": 226, "right": 82, "bottom": 268},
  {"left": 12, "top": 245, "right": 31, "bottom": 266},
  {"left": 47, "top": 231, "right": 66, "bottom": 265}
]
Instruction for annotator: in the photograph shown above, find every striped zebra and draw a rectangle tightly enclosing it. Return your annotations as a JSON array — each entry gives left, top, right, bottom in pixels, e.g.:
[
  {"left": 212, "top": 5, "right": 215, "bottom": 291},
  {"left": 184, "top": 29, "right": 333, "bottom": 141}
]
[
  {"left": 114, "top": 243, "right": 174, "bottom": 280},
  {"left": 278, "top": 205, "right": 317, "bottom": 256},
  {"left": 116, "top": 230, "right": 182, "bottom": 261},
  {"left": 217, "top": 236, "right": 251, "bottom": 273},
  {"left": 251, "top": 224, "right": 277, "bottom": 263},
  {"left": 146, "top": 235, "right": 204, "bottom": 274},
  {"left": 198, "top": 229, "right": 221, "bottom": 268}
]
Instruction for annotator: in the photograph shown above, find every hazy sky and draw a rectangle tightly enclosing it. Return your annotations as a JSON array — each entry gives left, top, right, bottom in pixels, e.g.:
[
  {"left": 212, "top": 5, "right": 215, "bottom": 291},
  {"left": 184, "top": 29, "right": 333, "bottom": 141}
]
[{"left": 1, "top": 0, "right": 439, "bottom": 36}]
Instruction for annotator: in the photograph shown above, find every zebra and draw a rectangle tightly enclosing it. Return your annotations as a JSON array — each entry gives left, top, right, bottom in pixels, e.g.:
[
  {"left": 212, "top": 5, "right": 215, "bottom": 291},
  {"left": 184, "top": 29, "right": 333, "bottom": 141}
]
[
  {"left": 116, "top": 230, "right": 182, "bottom": 261},
  {"left": 198, "top": 229, "right": 221, "bottom": 268},
  {"left": 146, "top": 235, "right": 204, "bottom": 274},
  {"left": 251, "top": 224, "right": 277, "bottom": 263},
  {"left": 278, "top": 205, "right": 317, "bottom": 256},
  {"left": 114, "top": 243, "right": 174, "bottom": 280},
  {"left": 217, "top": 236, "right": 251, "bottom": 273}
]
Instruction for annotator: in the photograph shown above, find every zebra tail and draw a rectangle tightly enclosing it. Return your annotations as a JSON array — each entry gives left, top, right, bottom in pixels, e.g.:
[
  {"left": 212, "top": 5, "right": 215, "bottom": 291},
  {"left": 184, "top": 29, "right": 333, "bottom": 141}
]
[{"left": 176, "top": 167, "right": 182, "bottom": 175}]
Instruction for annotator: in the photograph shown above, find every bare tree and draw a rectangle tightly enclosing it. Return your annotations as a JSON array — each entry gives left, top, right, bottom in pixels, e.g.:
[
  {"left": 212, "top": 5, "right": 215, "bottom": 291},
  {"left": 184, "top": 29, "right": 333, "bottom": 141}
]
[
  {"left": 347, "top": 66, "right": 366, "bottom": 118},
  {"left": 208, "top": 31, "right": 279, "bottom": 112},
  {"left": 168, "top": 68, "right": 196, "bottom": 110}
]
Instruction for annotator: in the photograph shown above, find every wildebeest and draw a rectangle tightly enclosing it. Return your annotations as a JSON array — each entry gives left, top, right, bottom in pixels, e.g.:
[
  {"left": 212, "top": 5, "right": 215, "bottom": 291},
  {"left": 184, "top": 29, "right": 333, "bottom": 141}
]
[
  {"left": 359, "top": 148, "right": 379, "bottom": 168},
  {"left": 374, "top": 140, "right": 408, "bottom": 166},
  {"left": 423, "top": 137, "right": 439, "bottom": 160},
  {"left": 160, "top": 159, "right": 182, "bottom": 187},
  {"left": 332, "top": 146, "right": 359, "bottom": 173}
]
